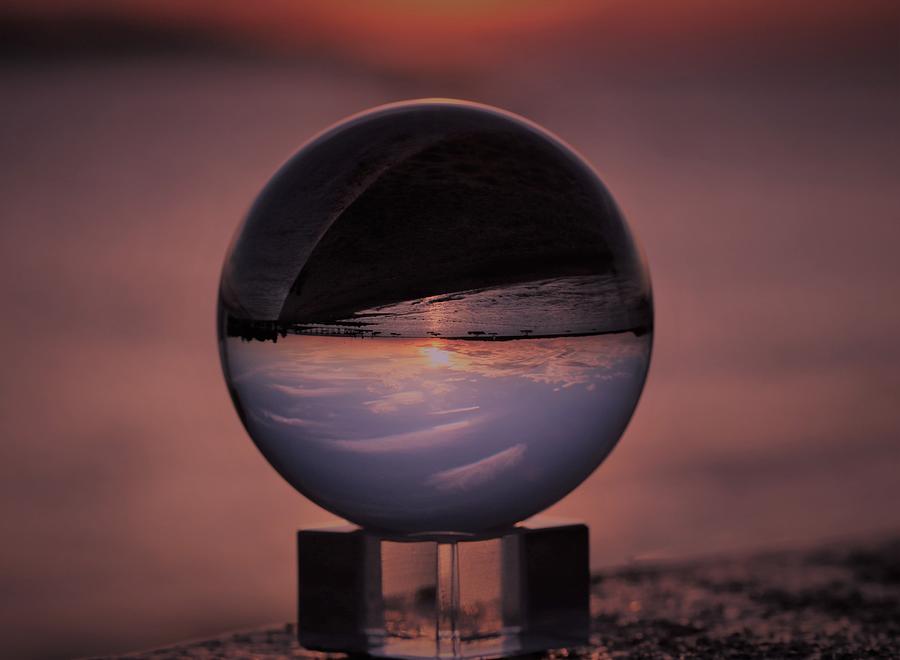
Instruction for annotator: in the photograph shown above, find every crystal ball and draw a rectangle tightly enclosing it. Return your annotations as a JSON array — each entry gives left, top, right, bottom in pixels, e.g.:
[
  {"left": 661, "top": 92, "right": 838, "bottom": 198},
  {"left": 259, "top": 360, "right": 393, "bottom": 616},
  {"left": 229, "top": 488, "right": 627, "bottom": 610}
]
[{"left": 218, "top": 100, "right": 652, "bottom": 534}]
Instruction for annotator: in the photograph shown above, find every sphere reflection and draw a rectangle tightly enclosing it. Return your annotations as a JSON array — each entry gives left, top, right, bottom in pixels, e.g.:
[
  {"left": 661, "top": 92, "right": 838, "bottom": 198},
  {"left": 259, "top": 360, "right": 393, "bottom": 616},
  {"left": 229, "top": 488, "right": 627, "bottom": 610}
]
[{"left": 218, "top": 100, "right": 652, "bottom": 533}]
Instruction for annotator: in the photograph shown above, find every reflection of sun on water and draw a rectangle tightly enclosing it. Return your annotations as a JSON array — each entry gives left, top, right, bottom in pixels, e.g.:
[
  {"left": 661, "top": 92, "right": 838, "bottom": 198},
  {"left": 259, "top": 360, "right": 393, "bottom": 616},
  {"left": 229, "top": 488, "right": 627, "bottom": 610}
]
[{"left": 421, "top": 300, "right": 451, "bottom": 337}]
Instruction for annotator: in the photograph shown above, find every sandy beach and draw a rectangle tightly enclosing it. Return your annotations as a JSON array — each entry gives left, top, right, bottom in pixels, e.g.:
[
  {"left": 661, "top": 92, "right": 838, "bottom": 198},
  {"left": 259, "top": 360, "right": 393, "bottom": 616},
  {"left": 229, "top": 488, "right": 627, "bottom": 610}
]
[{"left": 123, "top": 532, "right": 900, "bottom": 658}]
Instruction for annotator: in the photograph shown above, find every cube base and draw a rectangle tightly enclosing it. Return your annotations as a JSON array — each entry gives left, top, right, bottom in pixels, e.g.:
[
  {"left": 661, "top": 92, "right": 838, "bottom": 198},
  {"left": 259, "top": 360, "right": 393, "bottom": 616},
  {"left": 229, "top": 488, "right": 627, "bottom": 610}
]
[{"left": 297, "top": 519, "right": 589, "bottom": 658}]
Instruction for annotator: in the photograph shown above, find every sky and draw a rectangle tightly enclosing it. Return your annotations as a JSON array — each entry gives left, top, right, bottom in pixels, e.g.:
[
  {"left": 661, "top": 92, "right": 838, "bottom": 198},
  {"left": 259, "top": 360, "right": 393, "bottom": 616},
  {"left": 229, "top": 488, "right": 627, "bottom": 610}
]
[
  {"left": 0, "top": 2, "right": 899, "bottom": 658},
  {"left": 4, "top": 0, "right": 900, "bottom": 75},
  {"left": 223, "top": 333, "right": 649, "bottom": 532}
]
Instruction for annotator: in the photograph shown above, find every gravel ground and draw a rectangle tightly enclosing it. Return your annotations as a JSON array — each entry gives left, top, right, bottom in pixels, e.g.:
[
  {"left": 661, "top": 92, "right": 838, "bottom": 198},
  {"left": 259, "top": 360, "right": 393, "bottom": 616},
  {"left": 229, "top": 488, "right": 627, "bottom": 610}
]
[{"left": 116, "top": 533, "right": 900, "bottom": 659}]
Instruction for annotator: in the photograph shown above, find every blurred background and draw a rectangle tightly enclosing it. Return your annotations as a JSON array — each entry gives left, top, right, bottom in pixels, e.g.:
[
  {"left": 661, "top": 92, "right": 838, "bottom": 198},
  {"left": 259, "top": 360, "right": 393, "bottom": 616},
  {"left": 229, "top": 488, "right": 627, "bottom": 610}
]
[{"left": 1, "top": 1, "right": 898, "bottom": 657}]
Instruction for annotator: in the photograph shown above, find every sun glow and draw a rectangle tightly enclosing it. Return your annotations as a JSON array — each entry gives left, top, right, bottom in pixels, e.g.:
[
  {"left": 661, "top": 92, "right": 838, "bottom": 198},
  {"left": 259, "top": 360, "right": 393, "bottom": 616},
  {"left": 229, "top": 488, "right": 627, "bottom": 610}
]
[{"left": 420, "top": 344, "right": 453, "bottom": 367}]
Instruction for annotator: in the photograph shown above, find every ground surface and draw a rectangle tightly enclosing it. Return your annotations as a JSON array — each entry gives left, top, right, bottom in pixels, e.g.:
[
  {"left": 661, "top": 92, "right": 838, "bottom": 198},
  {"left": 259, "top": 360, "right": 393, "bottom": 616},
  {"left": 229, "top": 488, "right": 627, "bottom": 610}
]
[{"left": 116, "top": 534, "right": 900, "bottom": 659}]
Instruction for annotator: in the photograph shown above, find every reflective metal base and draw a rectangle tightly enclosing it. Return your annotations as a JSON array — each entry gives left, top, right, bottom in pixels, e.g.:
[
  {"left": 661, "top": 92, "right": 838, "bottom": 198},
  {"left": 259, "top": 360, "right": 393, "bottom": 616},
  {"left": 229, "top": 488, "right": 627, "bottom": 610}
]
[{"left": 297, "top": 519, "right": 589, "bottom": 658}]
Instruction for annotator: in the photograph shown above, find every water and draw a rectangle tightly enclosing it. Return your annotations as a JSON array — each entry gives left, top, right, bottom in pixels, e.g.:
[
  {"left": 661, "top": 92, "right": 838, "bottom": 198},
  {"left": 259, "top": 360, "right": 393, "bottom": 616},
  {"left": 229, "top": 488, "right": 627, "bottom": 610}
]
[
  {"left": 227, "top": 273, "right": 649, "bottom": 341},
  {"left": 223, "top": 331, "right": 651, "bottom": 532},
  {"left": 338, "top": 274, "right": 648, "bottom": 338}
]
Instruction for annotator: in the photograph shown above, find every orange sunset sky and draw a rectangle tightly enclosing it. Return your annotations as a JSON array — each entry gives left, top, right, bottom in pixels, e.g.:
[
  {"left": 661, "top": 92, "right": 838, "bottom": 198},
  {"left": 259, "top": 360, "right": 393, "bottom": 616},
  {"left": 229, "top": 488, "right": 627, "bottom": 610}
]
[{"left": 5, "top": 0, "right": 899, "bottom": 74}]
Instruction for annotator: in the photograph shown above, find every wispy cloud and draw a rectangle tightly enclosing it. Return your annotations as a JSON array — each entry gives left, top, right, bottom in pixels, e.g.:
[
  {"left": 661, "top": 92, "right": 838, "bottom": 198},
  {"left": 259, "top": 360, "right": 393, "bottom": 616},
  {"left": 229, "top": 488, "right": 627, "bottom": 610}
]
[
  {"left": 269, "top": 384, "right": 350, "bottom": 397},
  {"left": 331, "top": 419, "right": 479, "bottom": 453},
  {"left": 425, "top": 443, "right": 526, "bottom": 492},
  {"left": 364, "top": 390, "right": 425, "bottom": 414},
  {"left": 255, "top": 409, "right": 328, "bottom": 429},
  {"left": 428, "top": 405, "right": 480, "bottom": 416}
]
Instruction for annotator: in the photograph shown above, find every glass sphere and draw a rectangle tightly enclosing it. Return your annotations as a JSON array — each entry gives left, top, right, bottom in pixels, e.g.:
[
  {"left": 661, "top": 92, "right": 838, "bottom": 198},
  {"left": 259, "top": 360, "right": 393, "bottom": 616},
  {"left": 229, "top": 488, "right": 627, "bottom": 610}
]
[{"left": 218, "top": 100, "right": 652, "bottom": 534}]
